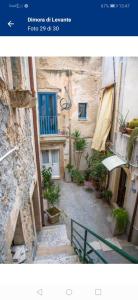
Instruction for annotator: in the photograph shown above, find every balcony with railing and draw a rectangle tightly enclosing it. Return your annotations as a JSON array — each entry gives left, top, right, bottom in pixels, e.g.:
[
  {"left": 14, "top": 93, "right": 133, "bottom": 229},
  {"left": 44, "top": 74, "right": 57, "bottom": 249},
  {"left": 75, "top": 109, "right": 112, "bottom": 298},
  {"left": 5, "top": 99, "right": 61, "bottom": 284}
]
[
  {"left": 39, "top": 116, "right": 58, "bottom": 135},
  {"left": 39, "top": 115, "right": 67, "bottom": 145}
]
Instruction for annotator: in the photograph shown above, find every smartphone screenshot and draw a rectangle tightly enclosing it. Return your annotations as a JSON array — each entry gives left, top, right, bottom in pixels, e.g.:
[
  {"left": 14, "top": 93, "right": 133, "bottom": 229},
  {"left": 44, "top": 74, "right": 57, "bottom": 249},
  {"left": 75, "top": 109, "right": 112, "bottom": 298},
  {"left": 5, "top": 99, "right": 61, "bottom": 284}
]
[{"left": 0, "top": 1, "right": 138, "bottom": 299}]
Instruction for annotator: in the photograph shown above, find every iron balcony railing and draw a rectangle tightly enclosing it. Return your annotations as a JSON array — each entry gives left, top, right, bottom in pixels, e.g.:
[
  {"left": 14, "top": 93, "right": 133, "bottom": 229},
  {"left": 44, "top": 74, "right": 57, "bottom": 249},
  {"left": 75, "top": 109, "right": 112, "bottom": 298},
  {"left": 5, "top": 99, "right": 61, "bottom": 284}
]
[
  {"left": 71, "top": 218, "right": 138, "bottom": 264},
  {"left": 39, "top": 115, "right": 58, "bottom": 135}
]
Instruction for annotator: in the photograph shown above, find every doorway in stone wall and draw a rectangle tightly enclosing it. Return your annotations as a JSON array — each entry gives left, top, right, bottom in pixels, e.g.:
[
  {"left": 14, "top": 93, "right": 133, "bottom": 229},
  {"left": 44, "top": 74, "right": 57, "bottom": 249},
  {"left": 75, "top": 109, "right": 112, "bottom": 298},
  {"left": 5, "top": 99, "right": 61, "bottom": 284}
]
[
  {"left": 42, "top": 149, "right": 60, "bottom": 178},
  {"left": 117, "top": 167, "right": 127, "bottom": 207},
  {"left": 11, "top": 212, "right": 26, "bottom": 263}
]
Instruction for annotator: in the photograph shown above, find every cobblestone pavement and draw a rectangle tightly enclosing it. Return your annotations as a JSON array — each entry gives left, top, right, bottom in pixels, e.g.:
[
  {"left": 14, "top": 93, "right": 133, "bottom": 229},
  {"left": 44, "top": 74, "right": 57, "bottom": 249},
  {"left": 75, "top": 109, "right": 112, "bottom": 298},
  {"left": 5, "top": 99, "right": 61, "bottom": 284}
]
[{"left": 58, "top": 181, "right": 113, "bottom": 240}]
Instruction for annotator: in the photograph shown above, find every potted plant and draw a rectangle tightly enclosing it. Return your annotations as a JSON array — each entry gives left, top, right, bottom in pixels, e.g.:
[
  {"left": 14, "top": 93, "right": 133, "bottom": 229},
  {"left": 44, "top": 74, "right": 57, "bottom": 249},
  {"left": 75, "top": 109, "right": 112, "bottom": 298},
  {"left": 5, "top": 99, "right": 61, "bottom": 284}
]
[
  {"left": 42, "top": 167, "right": 53, "bottom": 189},
  {"left": 95, "top": 189, "right": 103, "bottom": 199},
  {"left": 85, "top": 150, "right": 110, "bottom": 191},
  {"left": 71, "top": 168, "right": 84, "bottom": 185},
  {"left": 111, "top": 208, "right": 128, "bottom": 235},
  {"left": 102, "top": 189, "right": 112, "bottom": 203},
  {"left": 90, "top": 162, "right": 107, "bottom": 191},
  {"left": 127, "top": 127, "right": 138, "bottom": 162},
  {"left": 65, "top": 163, "right": 73, "bottom": 182},
  {"left": 126, "top": 118, "right": 138, "bottom": 134},
  {"left": 44, "top": 184, "right": 61, "bottom": 224},
  {"left": 72, "top": 130, "right": 87, "bottom": 170},
  {"left": 119, "top": 112, "right": 128, "bottom": 134},
  {"left": 84, "top": 167, "right": 93, "bottom": 190}
]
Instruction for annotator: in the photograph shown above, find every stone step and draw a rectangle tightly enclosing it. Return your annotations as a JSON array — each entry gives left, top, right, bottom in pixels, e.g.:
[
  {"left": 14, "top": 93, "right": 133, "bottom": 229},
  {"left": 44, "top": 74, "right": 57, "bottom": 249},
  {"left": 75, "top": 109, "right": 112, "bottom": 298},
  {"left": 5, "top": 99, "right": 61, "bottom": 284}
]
[
  {"left": 37, "top": 224, "right": 70, "bottom": 247},
  {"left": 34, "top": 224, "right": 81, "bottom": 264},
  {"left": 34, "top": 253, "right": 80, "bottom": 264},
  {"left": 36, "top": 244, "right": 74, "bottom": 257}
]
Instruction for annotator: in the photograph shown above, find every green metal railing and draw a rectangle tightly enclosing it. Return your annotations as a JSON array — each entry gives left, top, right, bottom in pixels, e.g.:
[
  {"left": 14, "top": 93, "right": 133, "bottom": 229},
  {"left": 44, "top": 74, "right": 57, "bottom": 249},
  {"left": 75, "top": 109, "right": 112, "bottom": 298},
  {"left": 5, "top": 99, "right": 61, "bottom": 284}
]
[{"left": 71, "top": 219, "right": 138, "bottom": 264}]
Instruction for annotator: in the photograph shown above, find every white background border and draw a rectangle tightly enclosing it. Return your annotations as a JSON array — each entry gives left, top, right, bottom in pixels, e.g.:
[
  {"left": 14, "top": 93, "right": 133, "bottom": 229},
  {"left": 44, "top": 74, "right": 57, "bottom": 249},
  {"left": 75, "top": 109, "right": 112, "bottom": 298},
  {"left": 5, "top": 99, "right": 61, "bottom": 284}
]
[{"left": 0, "top": 36, "right": 138, "bottom": 56}]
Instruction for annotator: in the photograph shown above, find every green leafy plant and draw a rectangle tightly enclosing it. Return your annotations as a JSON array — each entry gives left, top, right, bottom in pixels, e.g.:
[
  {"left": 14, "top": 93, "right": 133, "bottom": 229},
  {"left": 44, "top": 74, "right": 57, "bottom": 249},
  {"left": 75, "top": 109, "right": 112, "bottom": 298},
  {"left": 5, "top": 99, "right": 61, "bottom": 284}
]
[
  {"left": 84, "top": 168, "right": 91, "bottom": 181},
  {"left": 85, "top": 150, "right": 112, "bottom": 190},
  {"left": 72, "top": 130, "right": 87, "bottom": 152},
  {"left": 75, "top": 138, "right": 87, "bottom": 151},
  {"left": 44, "top": 184, "right": 60, "bottom": 207},
  {"left": 72, "top": 130, "right": 81, "bottom": 139},
  {"left": 112, "top": 208, "right": 128, "bottom": 233},
  {"left": 66, "top": 163, "right": 74, "bottom": 173},
  {"left": 72, "top": 130, "right": 87, "bottom": 169},
  {"left": 42, "top": 167, "right": 53, "bottom": 188},
  {"left": 90, "top": 162, "right": 107, "bottom": 182},
  {"left": 102, "top": 189, "right": 112, "bottom": 202},
  {"left": 86, "top": 150, "right": 111, "bottom": 168},
  {"left": 119, "top": 111, "right": 129, "bottom": 131},
  {"left": 127, "top": 127, "right": 138, "bottom": 161},
  {"left": 71, "top": 168, "right": 84, "bottom": 185},
  {"left": 128, "top": 119, "right": 138, "bottom": 129}
]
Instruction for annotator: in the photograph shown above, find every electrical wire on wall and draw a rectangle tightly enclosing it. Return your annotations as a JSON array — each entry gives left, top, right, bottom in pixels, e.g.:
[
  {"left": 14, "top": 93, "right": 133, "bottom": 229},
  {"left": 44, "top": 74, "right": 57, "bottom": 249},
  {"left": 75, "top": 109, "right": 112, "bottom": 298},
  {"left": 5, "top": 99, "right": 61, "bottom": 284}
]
[
  {"left": 59, "top": 70, "right": 72, "bottom": 164},
  {"left": 60, "top": 70, "right": 72, "bottom": 111}
]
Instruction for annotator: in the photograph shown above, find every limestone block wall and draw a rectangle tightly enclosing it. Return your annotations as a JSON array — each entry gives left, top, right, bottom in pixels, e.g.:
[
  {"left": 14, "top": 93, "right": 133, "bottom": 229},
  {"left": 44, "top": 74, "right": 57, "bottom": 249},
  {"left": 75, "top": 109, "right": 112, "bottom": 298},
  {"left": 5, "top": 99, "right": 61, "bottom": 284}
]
[
  {"left": 0, "top": 58, "right": 39, "bottom": 263},
  {"left": 36, "top": 57, "right": 102, "bottom": 170}
]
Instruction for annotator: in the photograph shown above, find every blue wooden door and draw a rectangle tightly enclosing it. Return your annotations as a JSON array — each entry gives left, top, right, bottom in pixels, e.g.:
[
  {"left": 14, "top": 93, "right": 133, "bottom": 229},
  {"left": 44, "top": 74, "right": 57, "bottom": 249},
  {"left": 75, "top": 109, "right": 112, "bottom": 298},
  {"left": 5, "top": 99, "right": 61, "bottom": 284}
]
[{"left": 38, "top": 93, "right": 58, "bottom": 134}]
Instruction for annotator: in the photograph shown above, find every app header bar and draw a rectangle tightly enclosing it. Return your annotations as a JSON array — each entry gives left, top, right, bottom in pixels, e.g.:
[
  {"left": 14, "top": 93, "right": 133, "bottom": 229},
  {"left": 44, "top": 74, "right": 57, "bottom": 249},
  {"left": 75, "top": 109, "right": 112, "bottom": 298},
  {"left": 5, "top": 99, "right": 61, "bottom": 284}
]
[{"left": 0, "top": 1, "right": 137, "bottom": 36}]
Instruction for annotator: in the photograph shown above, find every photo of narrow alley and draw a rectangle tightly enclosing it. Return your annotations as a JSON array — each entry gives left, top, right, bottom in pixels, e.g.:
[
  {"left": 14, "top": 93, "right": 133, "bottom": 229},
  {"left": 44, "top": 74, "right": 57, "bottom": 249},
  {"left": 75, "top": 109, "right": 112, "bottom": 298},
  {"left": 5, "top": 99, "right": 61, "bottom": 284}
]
[{"left": 0, "top": 57, "right": 138, "bottom": 264}]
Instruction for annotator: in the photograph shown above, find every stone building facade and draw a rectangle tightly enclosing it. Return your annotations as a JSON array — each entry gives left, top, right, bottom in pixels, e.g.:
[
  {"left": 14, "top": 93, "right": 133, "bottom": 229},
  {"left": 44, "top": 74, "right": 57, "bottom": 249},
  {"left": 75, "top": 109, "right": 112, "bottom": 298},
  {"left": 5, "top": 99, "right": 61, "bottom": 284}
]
[
  {"left": 0, "top": 57, "right": 42, "bottom": 263},
  {"left": 35, "top": 57, "right": 102, "bottom": 178},
  {"left": 102, "top": 57, "right": 138, "bottom": 244}
]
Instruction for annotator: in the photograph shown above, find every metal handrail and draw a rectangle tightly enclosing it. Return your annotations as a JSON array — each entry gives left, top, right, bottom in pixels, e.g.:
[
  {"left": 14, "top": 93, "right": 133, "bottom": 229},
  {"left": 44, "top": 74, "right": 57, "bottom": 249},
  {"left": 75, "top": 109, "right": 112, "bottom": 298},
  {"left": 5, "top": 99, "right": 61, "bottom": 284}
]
[{"left": 71, "top": 218, "right": 138, "bottom": 264}]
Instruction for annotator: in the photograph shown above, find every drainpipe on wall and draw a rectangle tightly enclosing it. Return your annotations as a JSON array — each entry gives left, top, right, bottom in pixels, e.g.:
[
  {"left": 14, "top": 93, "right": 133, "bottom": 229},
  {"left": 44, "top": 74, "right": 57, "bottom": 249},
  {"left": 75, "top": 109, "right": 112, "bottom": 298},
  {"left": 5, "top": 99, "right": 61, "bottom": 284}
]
[{"left": 28, "top": 57, "right": 45, "bottom": 226}]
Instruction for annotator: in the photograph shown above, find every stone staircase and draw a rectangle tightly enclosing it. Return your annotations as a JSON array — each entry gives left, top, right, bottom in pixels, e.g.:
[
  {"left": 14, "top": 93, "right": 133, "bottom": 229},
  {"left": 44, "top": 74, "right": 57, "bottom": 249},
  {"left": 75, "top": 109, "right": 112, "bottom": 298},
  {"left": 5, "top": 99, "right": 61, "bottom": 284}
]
[{"left": 34, "top": 224, "right": 80, "bottom": 264}]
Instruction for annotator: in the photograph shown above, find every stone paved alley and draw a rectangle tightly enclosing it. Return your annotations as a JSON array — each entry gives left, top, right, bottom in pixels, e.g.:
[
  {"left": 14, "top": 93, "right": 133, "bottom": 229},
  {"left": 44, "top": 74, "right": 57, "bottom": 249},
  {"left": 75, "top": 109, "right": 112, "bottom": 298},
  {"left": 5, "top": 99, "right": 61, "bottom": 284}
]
[{"left": 58, "top": 181, "right": 112, "bottom": 240}]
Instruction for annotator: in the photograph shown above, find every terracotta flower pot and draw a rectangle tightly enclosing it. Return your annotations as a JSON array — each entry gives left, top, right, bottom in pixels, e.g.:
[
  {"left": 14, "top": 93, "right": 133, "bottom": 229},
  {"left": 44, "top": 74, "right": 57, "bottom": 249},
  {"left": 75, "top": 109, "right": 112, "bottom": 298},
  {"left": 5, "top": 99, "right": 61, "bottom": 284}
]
[
  {"left": 119, "top": 126, "right": 127, "bottom": 134},
  {"left": 111, "top": 216, "right": 127, "bottom": 236},
  {"left": 126, "top": 128, "right": 133, "bottom": 135},
  {"left": 65, "top": 169, "right": 72, "bottom": 183},
  {"left": 91, "top": 179, "right": 100, "bottom": 190}
]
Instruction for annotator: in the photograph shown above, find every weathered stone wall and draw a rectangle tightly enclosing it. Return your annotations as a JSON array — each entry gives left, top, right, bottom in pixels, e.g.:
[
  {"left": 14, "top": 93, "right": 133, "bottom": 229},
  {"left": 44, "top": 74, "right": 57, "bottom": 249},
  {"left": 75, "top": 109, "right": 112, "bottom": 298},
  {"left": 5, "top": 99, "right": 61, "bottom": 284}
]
[
  {"left": 0, "top": 58, "right": 39, "bottom": 263},
  {"left": 36, "top": 57, "right": 102, "bottom": 170}
]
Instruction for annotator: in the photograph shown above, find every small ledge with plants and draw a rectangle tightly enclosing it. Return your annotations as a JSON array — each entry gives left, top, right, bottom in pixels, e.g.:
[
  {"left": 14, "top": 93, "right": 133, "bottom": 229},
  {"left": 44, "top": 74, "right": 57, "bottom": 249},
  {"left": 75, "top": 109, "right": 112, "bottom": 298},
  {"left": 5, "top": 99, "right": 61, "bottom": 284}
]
[
  {"left": 115, "top": 127, "right": 138, "bottom": 165},
  {"left": 119, "top": 112, "right": 138, "bottom": 135}
]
